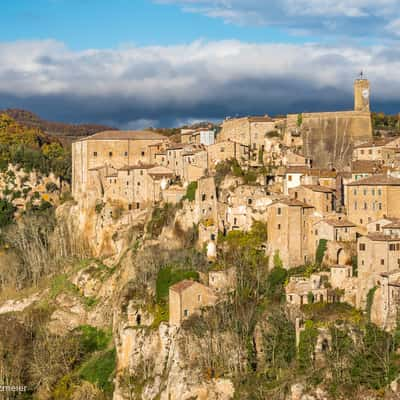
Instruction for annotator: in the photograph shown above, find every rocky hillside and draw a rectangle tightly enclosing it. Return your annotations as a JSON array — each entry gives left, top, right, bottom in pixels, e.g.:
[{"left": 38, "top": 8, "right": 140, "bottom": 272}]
[
  {"left": 2, "top": 162, "right": 400, "bottom": 399},
  {"left": 1, "top": 109, "right": 115, "bottom": 146}
]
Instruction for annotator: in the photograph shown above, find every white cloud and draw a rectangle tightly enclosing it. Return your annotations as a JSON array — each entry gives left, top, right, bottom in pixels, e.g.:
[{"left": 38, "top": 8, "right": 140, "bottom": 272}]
[
  {"left": 0, "top": 39, "right": 399, "bottom": 126},
  {"left": 158, "top": 0, "right": 399, "bottom": 37}
]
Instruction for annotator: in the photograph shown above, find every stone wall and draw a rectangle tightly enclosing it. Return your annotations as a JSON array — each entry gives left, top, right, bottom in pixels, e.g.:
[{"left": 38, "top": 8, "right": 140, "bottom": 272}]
[{"left": 301, "top": 111, "right": 372, "bottom": 169}]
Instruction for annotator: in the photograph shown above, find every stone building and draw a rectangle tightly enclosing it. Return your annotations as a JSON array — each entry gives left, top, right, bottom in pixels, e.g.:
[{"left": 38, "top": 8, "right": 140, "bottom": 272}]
[
  {"left": 286, "top": 273, "right": 332, "bottom": 306},
  {"left": 72, "top": 130, "right": 169, "bottom": 203},
  {"left": 182, "top": 148, "right": 208, "bottom": 184},
  {"left": 289, "top": 185, "right": 335, "bottom": 216},
  {"left": 299, "top": 79, "right": 373, "bottom": 169},
  {"left": 223, "top": 185, "right": 273, "bottom": 232},
  {"left": 206, "top": 141, "right": 248, "bottom": 170},
  {"left": 87, "top": 164, "right": 174, "bottom": 211},
  {"left": 314, "top": 219, "right": 357, "bottom": 243},
  {"left": 346, "top": 173, "right": 400, "bottom": 228},
  {"left": 169, "top": 280, "right": 217, "bottom": 326},
  {"left": 266, "top": 199, "right": 315, "bottom": 268},
  {"left": 357, "top": 233, "right": 400, "bottom": 308},
  {"left": 218, "top": 116, "right": 277, "bottom": 148},
  {"left": 371, "top": 270, "right": 400, "bottom": 330}
]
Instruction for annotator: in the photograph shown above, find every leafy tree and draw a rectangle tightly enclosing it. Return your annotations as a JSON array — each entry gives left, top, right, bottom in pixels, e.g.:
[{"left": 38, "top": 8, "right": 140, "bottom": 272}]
[{"left": 0, "top": 198, "right": 16, "bottom": 228}]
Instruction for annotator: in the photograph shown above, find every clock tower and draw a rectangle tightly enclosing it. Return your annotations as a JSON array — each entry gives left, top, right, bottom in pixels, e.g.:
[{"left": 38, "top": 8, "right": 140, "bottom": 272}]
[{"left": 354, "top": 74, "right": 370, "bottom": 112}]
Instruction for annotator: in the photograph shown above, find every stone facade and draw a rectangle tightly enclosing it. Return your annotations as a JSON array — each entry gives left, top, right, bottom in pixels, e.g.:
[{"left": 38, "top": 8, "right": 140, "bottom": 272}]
[
  {"left": 346, "top": 173, "right": 400, "bottom": 228},
  {"left": 266, "top": 199, "right": 315, "bottom": 268},
  {"left": 169, "top": 280, "right": 217, "bottom": 326}
]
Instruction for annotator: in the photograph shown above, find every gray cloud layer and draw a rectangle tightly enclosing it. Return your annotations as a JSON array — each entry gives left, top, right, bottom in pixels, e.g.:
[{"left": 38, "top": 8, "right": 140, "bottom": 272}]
[{"left": 0, "top": 40, "right": 399, "bottom": 128}]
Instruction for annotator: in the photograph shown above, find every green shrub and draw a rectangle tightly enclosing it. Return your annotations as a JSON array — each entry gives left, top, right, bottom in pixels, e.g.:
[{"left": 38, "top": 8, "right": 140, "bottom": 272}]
[
  {"left": 266, "top": 266, "right": 287, "bottom": 302},
  {"left": 79, "top": 348, "right": 116, "bottom": 394},
  {"left": 75, "top": 325, "right": 112, "bottom": 354},
  {"left": 298, "top": 320, "right": 318, "bottom": 371},
  {"left": 0, "top": 198, "right": 16, "bottom": 227},
  {"left": 366, "top": 286, "right": 377, "bottom": 322},
  {"left": 315, "top": 239, "right": 327, "bottom": 265},
  {"left": 156, "top": 266, "right": 199, "bottom": 303},
  {"left": 183, "top": 181, "right": 198, "bottom": 202}
]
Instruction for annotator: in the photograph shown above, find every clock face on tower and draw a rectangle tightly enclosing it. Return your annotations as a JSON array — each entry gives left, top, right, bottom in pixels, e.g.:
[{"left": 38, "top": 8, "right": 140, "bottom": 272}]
[{"left": 362, "top": 89, "right": 369, "bottom": 99}]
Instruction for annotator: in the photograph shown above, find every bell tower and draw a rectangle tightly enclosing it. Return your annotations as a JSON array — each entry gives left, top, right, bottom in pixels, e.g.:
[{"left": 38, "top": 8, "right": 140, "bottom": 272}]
[{"left": 354, "top": 72, "right": 370, "bottom": 112}]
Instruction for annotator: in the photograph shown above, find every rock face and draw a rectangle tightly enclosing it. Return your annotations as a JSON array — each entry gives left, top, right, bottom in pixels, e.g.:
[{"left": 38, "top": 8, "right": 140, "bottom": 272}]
[{"left": 114, "top": 319, "right": 235, "bottom": 400}]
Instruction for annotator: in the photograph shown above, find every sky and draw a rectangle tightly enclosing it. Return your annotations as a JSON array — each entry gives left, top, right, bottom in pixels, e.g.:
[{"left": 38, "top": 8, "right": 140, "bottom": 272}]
[{"left": 0, "top": 0, "right": 399, "bottom": 128}]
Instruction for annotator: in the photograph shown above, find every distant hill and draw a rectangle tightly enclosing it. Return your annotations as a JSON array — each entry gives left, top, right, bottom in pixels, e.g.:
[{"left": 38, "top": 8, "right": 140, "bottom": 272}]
[{"left": 1, "top": 109, "right": 116, "bottom": 146}]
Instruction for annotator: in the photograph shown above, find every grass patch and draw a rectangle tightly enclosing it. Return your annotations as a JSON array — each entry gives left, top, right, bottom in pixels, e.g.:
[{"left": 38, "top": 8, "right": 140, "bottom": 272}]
[
  {"left": 75, "top": 325, "right": 112, "bottom": 354},
  {"left": 79, "top": 348, "right": 116, "bottom": 395},
  {"left": 156, "top": 266, "right": 199, "bottom": 303}
]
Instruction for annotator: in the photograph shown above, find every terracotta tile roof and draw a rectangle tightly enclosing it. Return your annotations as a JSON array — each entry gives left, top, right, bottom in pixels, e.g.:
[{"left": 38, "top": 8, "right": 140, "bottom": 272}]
[
  {"left": 80, "top": 130, "right": 167, "bottom": 141},
  {"left": 170, "top": 279, "right": 196, "bottom": 293},
  {"left": 148, "top": 166, "right": 174, "bottom": 176},
  {"left": 323, "top": 219, "right": 356, "bottom": 228},
  {"left": 366, "top": 233, "right": 400, "bottom": 241},
  {"left": 284, "top": 167, "right": 337, "bottom": 178},
  {"left": 347, "top": 174, "right": 400, "bottom": 186},
  {"left": 302, "top": 185, "right": 335, "bottom": 193},
  {"left": 354, "top": 138, "right": 393, "bottom": 149},
  {"left": 272, "top": 198, "right": 314, "bottom": 208},
  {"left": 383, "top": 219, "right": 400, "bottom": 229},
  {"left": 351, "top": 160, "right": 382, "bottom": 174}
]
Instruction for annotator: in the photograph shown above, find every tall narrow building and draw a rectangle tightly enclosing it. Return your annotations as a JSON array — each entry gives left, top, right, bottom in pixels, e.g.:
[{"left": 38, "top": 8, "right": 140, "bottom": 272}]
[{"left": 354, "top": 77, "right": 370, "bottom": 112}]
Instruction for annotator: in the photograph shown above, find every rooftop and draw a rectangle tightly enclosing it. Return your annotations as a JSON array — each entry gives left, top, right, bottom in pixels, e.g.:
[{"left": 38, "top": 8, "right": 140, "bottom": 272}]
[
  {"left": 302, "top": 185, "right": 335, "bottom": 193},
  {"left": 170, "top": 279, "right": 196, "bottom": 293},
  {"left": 79, "top": 130, "right": 167, "bottom": 141},
  {"left": 322, "top": 219, "right": 356, "bottom": 228},
  {"left": 347, "top": 173, "right": 400, "bottom": 186}
]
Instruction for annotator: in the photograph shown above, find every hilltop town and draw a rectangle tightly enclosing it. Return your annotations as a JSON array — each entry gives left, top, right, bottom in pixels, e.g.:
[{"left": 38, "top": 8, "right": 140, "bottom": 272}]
[
  {"left": 2, "top": 78, "right": 400, "bottom": 399},
  {"left": 71, "top": 77, "right": 399, "bottom": 330}
]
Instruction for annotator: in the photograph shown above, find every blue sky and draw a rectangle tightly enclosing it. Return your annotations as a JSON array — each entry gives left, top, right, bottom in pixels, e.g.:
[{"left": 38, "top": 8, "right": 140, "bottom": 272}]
[
  {"left": 0, "top": 0, "right": 318, "bottom": 48},
  {"left": 0, "top": 0, "right": 399, "bottom": 127}
]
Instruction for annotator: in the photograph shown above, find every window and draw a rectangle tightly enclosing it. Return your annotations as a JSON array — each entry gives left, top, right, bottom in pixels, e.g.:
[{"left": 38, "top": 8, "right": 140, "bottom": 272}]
[
  {"left": 277, "top": 207, "right": 282, "bottom": 215},
  {"left": 363, "top": 189, "right": 367, "bottom": 196},
  {"left": 248, "top": 198, "right": 253, "bottom": 205},
  {"left": 202, "top": 193, "right": 206, "bottom": 201},
  {"left": 353, "top": 189, "right": 357, "bottom": 195},
  {"left": 136, "top": 203, "right": 140, "bottom": 209},
  {"left": 220, "top": 147, "right": 225, "bottom": 152},
  {"left": 277, "top": 224, "right": 281, "bottom": 230},
  {"left": 354, "top": 202, "right": 357, "bottom": 210},
  {"left": 378, "top": 203, "right": 382, "bottom": 210},
  {"left": 137, "top": 182, "right": 140, "bottom": 186},
  {"left": 93, "top": 151, "right": 98, "bottom": 157},
  {"left": 140, "top": 170, "right": 143, "bottom": 176},
  {"left": 397, "top": 243, "right": 400, "bottom": 251},
  {"left": 288, "top": 175, "right": 292, "bottom": 182},
  {"left": 141, "top": 151, "right": 145, "bottom": 157},
  {"left": 381, "top": 259, "right": 385, "bottom": 265},
  {"left": 124, "top": 151, "right": 128, "bottom": 156},
  {"left": 378, "top": 189, "right": 382, "bottom": 196},
  {"left": 359, "top": 243, "right": 366, "bottom": 251},
  {"left": 198, "top": 295, "right": 201, "bottom": 302},
  {"left": 128, "top": 204, "right": 132, "bottom": 210},
  {"left": 126, "top": 181, "right": 129, "bottom": 186},
  {"left": 109, "top": 152, "right": 113, "bottom": 157},
  {"left": 184, "top": 309, "right": 189, "bottom": 317},
  {"left": 372, "top": 189, "right": 375, "bottom": 196},
  {"left": 390, "top": 243, "right": 396, "bottom": 251},
  {"left": 369, "top": 149, "right": 372, "bottom": 155}
]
